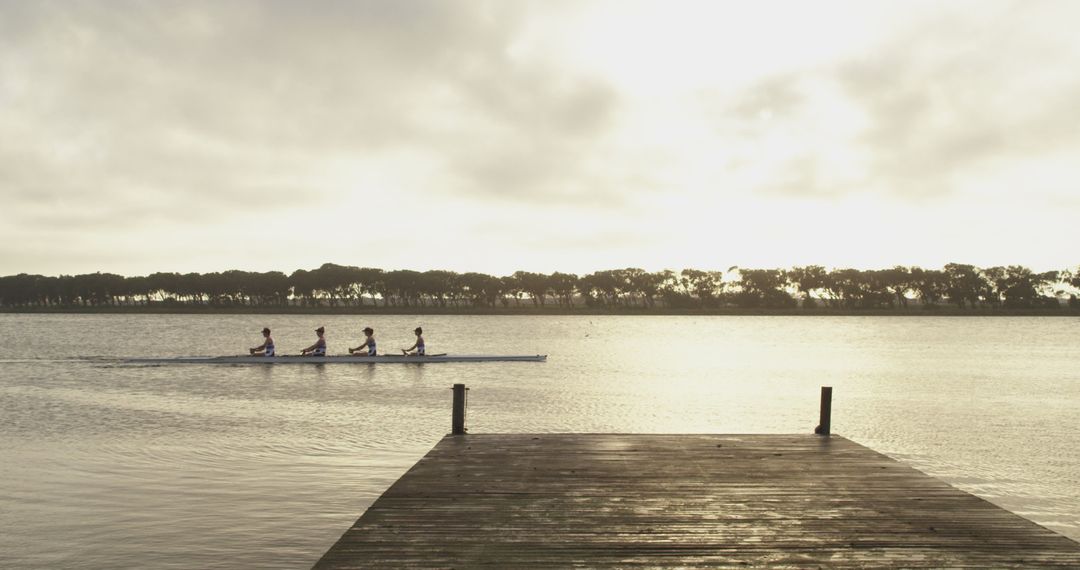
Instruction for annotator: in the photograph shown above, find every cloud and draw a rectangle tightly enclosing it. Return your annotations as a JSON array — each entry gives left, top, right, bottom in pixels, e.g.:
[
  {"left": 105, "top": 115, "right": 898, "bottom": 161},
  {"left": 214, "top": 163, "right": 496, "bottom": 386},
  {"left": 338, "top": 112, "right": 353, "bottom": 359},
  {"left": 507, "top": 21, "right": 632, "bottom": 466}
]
[
  {"left": 699, "top": 1, "right": 1080, "bottom": 200},
  {"left": 835, "top": 14, "right": 1080, "bottom": 198},
  {"left": 416, "top": 51, "right": 622, "bottom": 204},
  {"left": 0, "top": 0, "right": 624, "bottom": 232},
  {"left": 3, "top": 0, "right": 1079, "bottom": 276}
]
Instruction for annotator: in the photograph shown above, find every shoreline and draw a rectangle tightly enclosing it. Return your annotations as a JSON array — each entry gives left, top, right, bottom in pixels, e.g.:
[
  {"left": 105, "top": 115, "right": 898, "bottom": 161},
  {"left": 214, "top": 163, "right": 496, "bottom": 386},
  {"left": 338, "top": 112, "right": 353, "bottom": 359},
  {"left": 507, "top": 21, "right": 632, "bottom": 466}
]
[{"left": 2, "top": 305, "right": 1077, "bottom": 317}]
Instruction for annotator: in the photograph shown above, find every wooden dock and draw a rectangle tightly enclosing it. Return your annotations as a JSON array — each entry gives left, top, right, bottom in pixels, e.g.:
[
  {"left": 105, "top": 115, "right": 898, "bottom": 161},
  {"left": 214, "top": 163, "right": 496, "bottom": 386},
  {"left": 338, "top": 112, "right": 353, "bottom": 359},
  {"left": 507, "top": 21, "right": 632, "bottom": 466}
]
[{"left": 314, "top": 434, "right": 1080, "bottom": 568}]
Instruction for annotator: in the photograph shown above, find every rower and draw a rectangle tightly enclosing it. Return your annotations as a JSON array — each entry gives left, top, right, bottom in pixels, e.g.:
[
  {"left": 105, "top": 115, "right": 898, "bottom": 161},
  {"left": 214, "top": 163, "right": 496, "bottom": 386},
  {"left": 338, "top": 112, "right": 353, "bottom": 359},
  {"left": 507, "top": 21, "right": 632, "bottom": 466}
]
[
  {"left": 349, "top": 327, "right": 377, "bottom": 356},
  {"left": 301, "top": 326, "right": 327, "bottom": 356},
  {"left": 249, "top": 327, "right": 275, "bottom": 356},
  {"left": 402, "top": 327, "right": 425, "bottom": 356}
]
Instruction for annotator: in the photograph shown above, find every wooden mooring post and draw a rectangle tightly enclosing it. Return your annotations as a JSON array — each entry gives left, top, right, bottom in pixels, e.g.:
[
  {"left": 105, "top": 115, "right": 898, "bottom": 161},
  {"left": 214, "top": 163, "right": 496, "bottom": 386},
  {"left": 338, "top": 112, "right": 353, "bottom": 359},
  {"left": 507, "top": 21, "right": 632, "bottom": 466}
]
[
  {"left": 451, "top": 383, "right": 467, "bottom": 435},
  {"left": 450, "top": 383, "right": 831, "bottom": 436},
  {"left": 815, "top": 385, "right": 832, "bottom": 435},
  {"left": 449, "top": 382, "right": 833, "bottom": 436}
]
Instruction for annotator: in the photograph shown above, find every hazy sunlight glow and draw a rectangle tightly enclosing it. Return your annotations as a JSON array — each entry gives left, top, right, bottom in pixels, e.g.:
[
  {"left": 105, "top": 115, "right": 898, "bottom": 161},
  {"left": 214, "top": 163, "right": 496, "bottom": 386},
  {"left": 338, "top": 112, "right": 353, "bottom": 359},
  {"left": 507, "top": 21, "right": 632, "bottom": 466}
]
[{"left": 0, "top": 0, "right": 1078, "bottom": 275}]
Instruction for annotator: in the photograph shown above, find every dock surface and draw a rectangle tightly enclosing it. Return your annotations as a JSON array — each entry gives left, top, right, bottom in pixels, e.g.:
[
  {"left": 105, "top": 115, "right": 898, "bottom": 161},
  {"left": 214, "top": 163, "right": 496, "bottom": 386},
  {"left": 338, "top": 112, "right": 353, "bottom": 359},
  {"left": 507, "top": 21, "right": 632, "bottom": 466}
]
[{"left": 314, "top": 434, "right": 1080, "bottom": 568}]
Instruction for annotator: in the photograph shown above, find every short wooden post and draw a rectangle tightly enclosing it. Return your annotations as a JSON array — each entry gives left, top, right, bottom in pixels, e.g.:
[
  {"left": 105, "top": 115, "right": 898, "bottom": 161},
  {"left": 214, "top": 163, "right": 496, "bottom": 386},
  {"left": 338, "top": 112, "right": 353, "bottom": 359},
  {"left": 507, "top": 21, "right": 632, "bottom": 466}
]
[
  {"left": 815, "top": 386, "right": 832, "bottom": 436},
  {"left": 451, "top": 383, "right": 467, "bottom": 435}
]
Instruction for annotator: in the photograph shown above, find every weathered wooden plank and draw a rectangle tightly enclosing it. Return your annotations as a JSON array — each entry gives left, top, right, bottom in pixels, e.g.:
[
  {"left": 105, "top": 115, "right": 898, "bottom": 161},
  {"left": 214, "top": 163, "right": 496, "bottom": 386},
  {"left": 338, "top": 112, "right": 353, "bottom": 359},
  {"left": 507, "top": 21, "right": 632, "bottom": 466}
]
[{"left": 314, "top": 435, "right": 1080, "bottom": 568}]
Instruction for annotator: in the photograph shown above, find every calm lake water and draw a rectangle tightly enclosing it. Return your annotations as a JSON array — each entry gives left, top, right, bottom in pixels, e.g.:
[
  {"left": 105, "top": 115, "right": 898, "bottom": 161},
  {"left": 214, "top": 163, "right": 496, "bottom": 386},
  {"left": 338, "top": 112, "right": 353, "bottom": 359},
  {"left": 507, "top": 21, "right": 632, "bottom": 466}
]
[{"left": 0, "top": 313, "right": 1077, "bottom": 568}]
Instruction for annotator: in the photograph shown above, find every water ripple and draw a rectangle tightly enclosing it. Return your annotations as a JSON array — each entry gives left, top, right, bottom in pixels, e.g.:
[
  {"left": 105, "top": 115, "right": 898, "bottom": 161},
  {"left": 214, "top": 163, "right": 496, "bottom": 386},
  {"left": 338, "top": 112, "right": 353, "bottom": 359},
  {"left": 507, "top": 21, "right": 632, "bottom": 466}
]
[{"left": 1, "top": 313, "right": 1078, "bottom": 568}]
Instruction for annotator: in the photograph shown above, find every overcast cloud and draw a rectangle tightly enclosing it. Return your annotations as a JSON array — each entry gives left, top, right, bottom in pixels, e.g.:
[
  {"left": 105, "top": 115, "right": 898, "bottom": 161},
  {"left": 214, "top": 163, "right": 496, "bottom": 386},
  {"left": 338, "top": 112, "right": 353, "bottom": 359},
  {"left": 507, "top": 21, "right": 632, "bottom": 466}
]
[{"left": 1, "top": 0, "right": 1078, "bottom": 275}]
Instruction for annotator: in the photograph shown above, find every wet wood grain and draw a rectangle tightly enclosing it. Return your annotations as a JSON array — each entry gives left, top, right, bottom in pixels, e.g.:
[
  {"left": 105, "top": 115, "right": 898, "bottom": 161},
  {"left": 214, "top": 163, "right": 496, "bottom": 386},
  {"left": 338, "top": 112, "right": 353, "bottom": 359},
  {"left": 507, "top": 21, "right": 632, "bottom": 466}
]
[{"left": 314, "top": 434, "right": 1080, "bottom": 568}]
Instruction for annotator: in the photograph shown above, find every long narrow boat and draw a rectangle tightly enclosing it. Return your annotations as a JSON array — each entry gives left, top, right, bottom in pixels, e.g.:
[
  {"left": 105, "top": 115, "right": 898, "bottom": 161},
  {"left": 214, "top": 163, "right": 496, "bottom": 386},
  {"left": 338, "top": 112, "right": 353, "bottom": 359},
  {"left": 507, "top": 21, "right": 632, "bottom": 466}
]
[{"left": 127, "top": 354, "right": 547, "bottom": 364}]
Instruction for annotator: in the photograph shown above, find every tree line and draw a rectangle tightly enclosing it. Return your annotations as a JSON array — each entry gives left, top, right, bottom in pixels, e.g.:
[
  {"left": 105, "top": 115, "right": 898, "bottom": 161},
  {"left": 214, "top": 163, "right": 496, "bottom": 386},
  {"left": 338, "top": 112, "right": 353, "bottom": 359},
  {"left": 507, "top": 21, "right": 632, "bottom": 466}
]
[{"left": 1, "top": 263, "right": 1078, "bottom": 310}]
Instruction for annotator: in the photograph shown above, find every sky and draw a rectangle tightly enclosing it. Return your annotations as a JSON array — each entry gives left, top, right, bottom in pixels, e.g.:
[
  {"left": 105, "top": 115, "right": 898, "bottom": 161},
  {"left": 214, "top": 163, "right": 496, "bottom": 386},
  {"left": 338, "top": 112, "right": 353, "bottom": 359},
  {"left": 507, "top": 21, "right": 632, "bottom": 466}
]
[{"left": 1, "top": 0, "right": 1079, "bottom": 277}]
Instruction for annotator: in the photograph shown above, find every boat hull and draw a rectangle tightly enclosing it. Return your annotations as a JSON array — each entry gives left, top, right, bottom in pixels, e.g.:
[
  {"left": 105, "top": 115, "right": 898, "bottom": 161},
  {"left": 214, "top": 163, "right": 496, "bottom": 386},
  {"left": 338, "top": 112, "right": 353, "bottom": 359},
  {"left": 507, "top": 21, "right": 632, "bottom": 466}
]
[{"left": 127, "top": 354, "right": 547, "bottom": 364}]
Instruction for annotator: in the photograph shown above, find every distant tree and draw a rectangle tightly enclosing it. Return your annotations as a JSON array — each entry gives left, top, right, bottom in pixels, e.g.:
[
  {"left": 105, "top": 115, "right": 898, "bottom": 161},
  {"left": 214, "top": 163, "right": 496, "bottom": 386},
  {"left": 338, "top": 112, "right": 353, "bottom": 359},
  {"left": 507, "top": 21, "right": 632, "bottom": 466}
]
[
  {"left": 146, "top": 272, "right": 179, "bottom": 302},
  {"left": 245, "top": 271, "right": 289, "bottom": 306},
  {"left": 513, "top": 271, "right": 551, "bottom": 306},
  {"left": 980, "top": 266, "right": 1009, "bottom": 307},
  {"left": 943, "top": 263, "right": 987, "bottom": 308},
  {"left": 420, "top": 270, "right": 458, "bottom": 307},
  {"left": 580, "top": 270, "right": 623, "bottom": 306},
  {"left": 500, "top": 275, "right": 523, "bottom": 306},
  {"left": 787, "top": 265, "right": 828, "bottom": 307},
  {"left": 877, "top": 266, "right": 913, "bottom": 308},
  {"left": 351, "top": 267, "right": 385, "bottom": 306},
  {"left": 908, "top": 267, "right": 946, "bottom": 306},
  {"left": 623, "top": 268, "right": 664, "bottom": 308},
  {"left": 1059, "top": 266, "right": 1079, "bottom": 304},
  {"left": 657, "top": 269, "right": 694, "bottom": 308},
  {"left": 381, "top": 270, "right": 422, "bottom": 306},
  {"left": 733, "top": 269, "right": 794, "bottom": 308},
  {"left": 997, "top": 266, "right": 1059, "bottom": 308},
  {"left": 460, "top": 272, "right": 502, "bottom": 307},
  {"left": 308, "top": 263, "right": 356, "bottom": 307},
  {"left": 1, "top": 263, "right": 1075, "bottom": 312},
  {"left": 125, "top": 275, "right": 151, "bottom": 305},
  {"left": 55, "top": 275, "right": 78, "bottom": 305},
  {"left": 289, "top": 269, "right": 316, "bottom": 306},
  {"left": 680, "top": 269, "right": 724, "bottom": 308},
  {"left": 853, "top": 269, "right": 896, "bottom": 309},
  {"left": 0, "top": 274, "right": 42, "bottom": 306},
  {"left": 823, "top": 269, "right": 863, "bottom": 308},
  {"left": 549, "top": 272, "right": 578, "bottom": 307}
]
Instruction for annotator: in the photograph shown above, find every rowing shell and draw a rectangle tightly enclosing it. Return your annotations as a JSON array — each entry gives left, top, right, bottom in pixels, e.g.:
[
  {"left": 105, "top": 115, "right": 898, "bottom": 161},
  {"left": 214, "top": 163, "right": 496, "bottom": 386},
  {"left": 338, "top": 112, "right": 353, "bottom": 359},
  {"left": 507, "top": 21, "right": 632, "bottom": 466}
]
[{"left": 127, "top": 354, "right": 547, "bottom": 364}]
